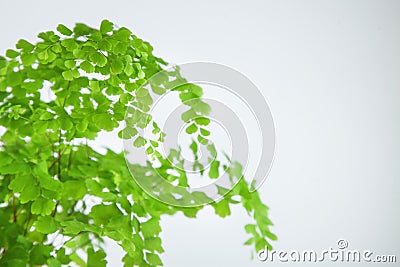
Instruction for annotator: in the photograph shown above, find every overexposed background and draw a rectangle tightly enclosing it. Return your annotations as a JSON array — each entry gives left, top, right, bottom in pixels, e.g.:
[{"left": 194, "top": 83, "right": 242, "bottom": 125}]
[{"left": 1, "top": 1, "right": 399, "bottom": 266}]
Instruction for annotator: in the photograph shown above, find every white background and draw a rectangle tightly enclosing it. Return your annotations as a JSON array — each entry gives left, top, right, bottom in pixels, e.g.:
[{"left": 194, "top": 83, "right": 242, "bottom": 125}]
[{"left": 1, "top": 1, "right": 399, "bottom": 266}]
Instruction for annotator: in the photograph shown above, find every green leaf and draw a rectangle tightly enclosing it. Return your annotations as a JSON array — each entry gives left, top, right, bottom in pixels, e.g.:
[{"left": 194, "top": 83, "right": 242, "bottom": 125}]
[
  {"left": 209, "top": 160, "right": 220, "bottom": 178},
  {"left": 32, "top": 120, "right": 48, "bottom": 134},
  {"left": 89, "top": 80, "right": 100, "bottom": 92},
  {"left": 98, "top": 40, "right": 112, "bottom": 51},
  {"left": 39, "top": 112, "right": 54, "bottom": 120},
  {"left": 200, "top": 128, "right": 210, "bottom": 136},
  {"left": 94, "top": 113, "right": 114, "bottom": 131},
  {"left": 189, "top": 140, "right": 198, "bottom": 154},
  {"left": 76, "top": 118, "right": 89, "bottom": 132},
  {"left": 197, "top": 134, "right": 208, "bottom": 145},
  {"left": 194, "top": 116, "right": 210, "bottom": 126},
  {"left": 90, "top": 52, "right": 108, "bottom": 67},
  {"left": 0, "top": 56, "right": 7, "bottom": 70},
  {"left": 61, "top": 220, "right": 87, "bottom": 235},
  {"left": 31, "top": 197, "right": 56, "bottom": 215},
  {"left": 87, "top": 248, "right": 107, "bottom": 267},
  {"left": 255, "top": 238, "right": 270, "bottom": 252},
  {"left": 100, "top": 19, "right": 114, "bottom": 34},
  {"left": 192, "top": 101, "right": 211, "bottom": 114},
  {"left": 47, "top": 258, "right": 62, "bottom": 267},
  {"left": 213, "top": 199, "right": 231, "bottom": 217},
  {"left": 141, "top": 218, "right": 161, "bottom": 238},
  {"left": 144, "top": 237, "right": 164, "bottom": 253},
  {"left": 34, "top": 161, "right": 63, "bottom": 192},
  {"left": 16, "top": 39, "right": 34, "bottom": 52},
  {"left": 244, "top": 224, "right": 257, "bottom": 235},
  {"left": 69, "top": 253, "right": 86, "bottom": 267},
  {"left": 133, "top": 136, "right": 146, "bottom": 147},
  {"left": 61, "top": 38, "right": 78, "bottom": 51},
  {"left": 111, "top": 58, "right": 124, "bottom": 74},
  {"left": 185, "top": 123, "right": 197, "bottom": 134},
  {"left": 60, "top": 115, "right": 74, "bottom": 130},
  {"left": 6, "top": 49, "right": 19, "bottom": 58},
  {"left": 90, "top": 30, "right": 103, "bottom": 41},
  {"left": 244, "top": 237, "right": 254, "bottom": 245},
  {"left": 62, "top": 180, "right": 87, "bottom": 200},
  {"left": 122, "top": 253, "right": 135, "bottom": 267},
  {"left": 181, "top": 109, "right": 196, "bottom": 123},
  {"left": 34, "top": 216, "right": 60, "bottom": 234},
  {"left": 118, "top": 126, "right": 138, "bottom": 139},
  {"left": 146, "top": 253, "right": 163, "bottom": 266},
  {"left": 56, "top": 248, "right": 70, "bottom": 265},
  {"left": 21, "top": 53, "right": 36, "bottom": 66},
  {"left": 64, "top": 60, "right": 76, "bottom": 68},
  {"left": 8, "top": 174, "right": 40, "bottom": 203},
  {"left": 138, "top": 69, "right": 145, "bottom": 79},
  {"left": 80, "top": 60, "right": 95, "bottom": 73},
  {"left": 90, "top": 204, "right": 122, "bottom": 225},
  {"left": 74, "top": 23, "right": 92, "bottom": 36},
  {"left": 6, "top": 71, "right": 23, "bottom": 86},
  {"left": 51, "top": 43, "right": 62, "bottom": 53},
  {"left": 37, "top": 49, "right": 56, "bottom": 62},
  {"left": 57, "top": 24, "right": 73, "bottom": 36},
  {"left": 29, "top": 244, "right": 53, "bottom": 266},
  {"left": 113, "top": 42, "right": 128, "bottom": 55},
  {"left": 0, "top": 153, "right": 13, "bottom": 167},
  {"left": 113, "top": 28, "right": 131, "bottom": 41},
  {"left": 62, "top": 69, "right": 79, "bottom": 81},
  {"left": 179, "top": 91, "right": 201, "bottom": 103}
]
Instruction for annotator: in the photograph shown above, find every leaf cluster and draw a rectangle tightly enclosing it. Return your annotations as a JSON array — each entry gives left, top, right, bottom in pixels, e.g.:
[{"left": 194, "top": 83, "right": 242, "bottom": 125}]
[{"left": 0, "top": 20, "right": 275, "bottom": 266}]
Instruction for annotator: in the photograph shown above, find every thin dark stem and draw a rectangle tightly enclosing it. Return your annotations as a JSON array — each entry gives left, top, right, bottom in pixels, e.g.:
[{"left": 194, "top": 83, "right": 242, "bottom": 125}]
[
  {"left": 67, "top": 148, "right": 73, "bottom": 170},
  {"left": 51, "top": 201, "right": 59, "bottom": 217},
  {"left": 68, "top": 233, "right": 92, "bottom": 254},
  {"left": 48, "top": 146, "right": 68, "bottom": 171},
  {"left": 0, "top": 247, "right": 6, "bottom": 258},
  {"left": 68, "top": 201, "right": 78, "bottom": 216}
]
